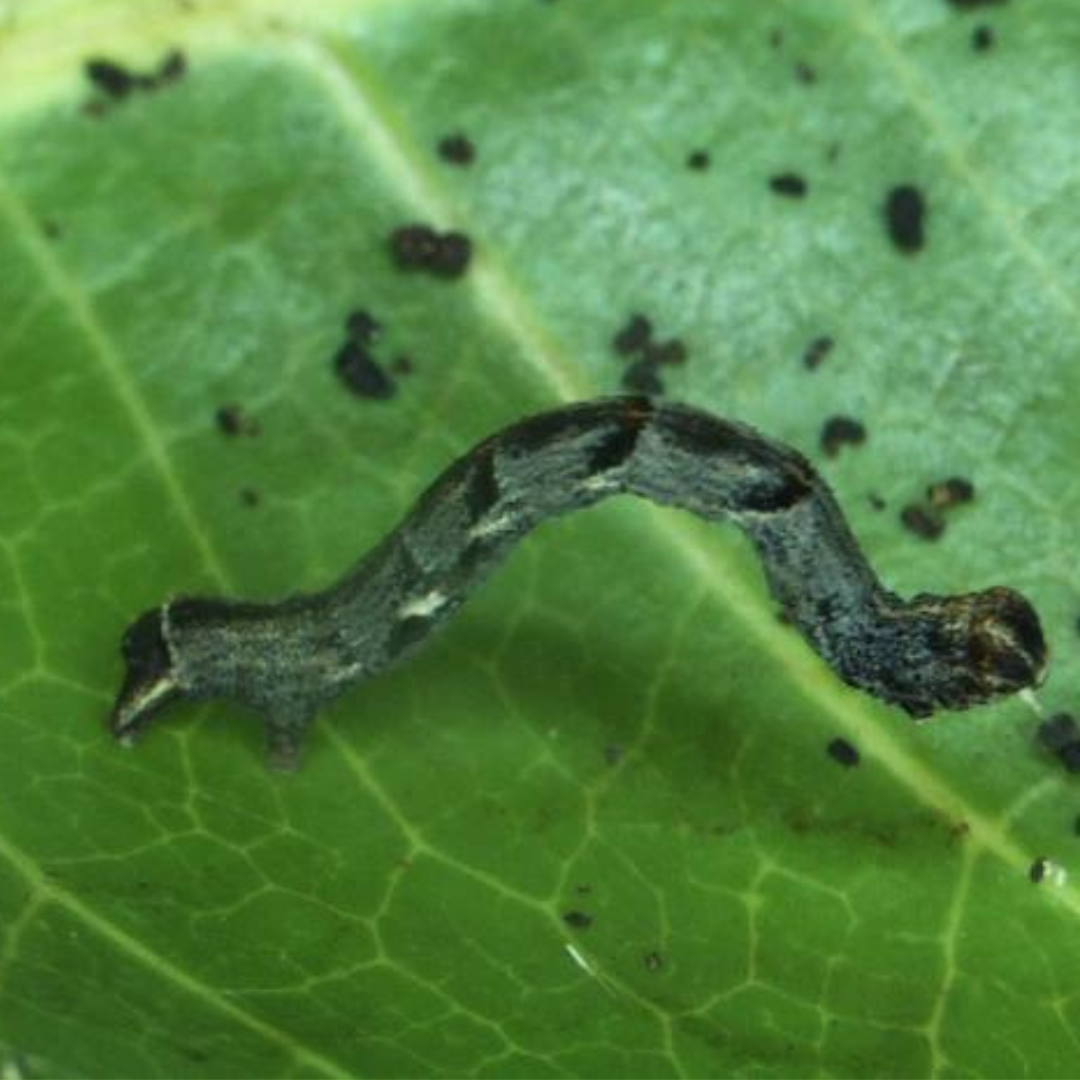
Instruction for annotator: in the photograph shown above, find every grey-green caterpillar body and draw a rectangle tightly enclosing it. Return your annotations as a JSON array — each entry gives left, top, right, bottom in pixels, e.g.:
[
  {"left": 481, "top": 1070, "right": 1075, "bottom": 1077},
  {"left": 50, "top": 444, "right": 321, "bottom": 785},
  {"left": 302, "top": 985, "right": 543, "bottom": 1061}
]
[{"left": 110, "top": 397, "right": 1046, "bottom": 769}]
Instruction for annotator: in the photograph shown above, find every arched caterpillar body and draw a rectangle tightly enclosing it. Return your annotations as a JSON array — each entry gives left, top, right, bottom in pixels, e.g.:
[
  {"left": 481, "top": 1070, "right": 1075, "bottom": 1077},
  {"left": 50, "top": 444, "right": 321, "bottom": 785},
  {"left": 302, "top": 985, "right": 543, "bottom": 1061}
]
[{"left": 111, "top": 396, "right": 1046, "bottom": 768}]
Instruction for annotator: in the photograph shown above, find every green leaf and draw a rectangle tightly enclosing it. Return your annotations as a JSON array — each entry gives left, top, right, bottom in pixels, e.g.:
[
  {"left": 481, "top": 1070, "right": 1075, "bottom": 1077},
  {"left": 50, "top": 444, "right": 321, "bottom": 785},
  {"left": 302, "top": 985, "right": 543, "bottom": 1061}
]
[{"left": 2, "top": 0, "right": 1079, "bottom": 1075}]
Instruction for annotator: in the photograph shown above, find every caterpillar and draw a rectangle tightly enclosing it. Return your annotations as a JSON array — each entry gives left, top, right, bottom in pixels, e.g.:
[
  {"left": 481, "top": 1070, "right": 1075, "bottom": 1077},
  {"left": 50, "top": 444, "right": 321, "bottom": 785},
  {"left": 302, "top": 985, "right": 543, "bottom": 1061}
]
[{"left": 110, "top": 397, "right": 1046, "bottom": 769}]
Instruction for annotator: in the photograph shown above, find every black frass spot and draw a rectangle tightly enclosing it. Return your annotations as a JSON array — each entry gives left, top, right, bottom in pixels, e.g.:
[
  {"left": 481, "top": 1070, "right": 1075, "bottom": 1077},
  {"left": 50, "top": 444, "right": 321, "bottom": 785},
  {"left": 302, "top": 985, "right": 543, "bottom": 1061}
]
[
  {"left": 335, "top": 341, "right": 396, "bottom": 400},
  {"left": 827, "top": 737, "right": 860, "bottom": 767},
  {"left": 437, "top": 133, "right": 476, "bottom": 165},
  {"left": 345, "top": 309, "right": 381, "bottom": 346},
  {"left": 1037, "top": 714, "right": 1080, "bottom": 774},
  {"left": 769, "top": 173, "right": 808, "bottom": 198},
  {"left": 612, "top": 314, "right": 652, "bottom": 356},
  {"left": 803, "top": 335, "right": 834, "bottom": 370},
  {"left": 1029, "top": 857, "right": 1049, "bottom": 884},
  {"left": 794, "top": 61, "right": 817, "bottom": 84},
  {"left": 900, "top": 504, "right": 945, "bottom": 541},
  {"left": 562, "top": 910, "right": 593, "bottom": 929},
  {"left": 84, "top": 49, "right": 187, "bottom": 103},
  {"left": 885, "top": 184, "right": 927, "bottom": 253},
  {"left": 868, "top": 493, "right": 887, "bottom": 512},
  {"left": 644, "top": 952, "right": 664, "bottom": 972},
  {"left": 972, "top": 25, "right": 995, "bottom": 51},
  {"left": 239, "top": 488, "right": 261, "bottom": 508},
  {"left": 687, "top": 149, "right": 710, "bottom": 171},
  {"left": 390, "top": 224, "right": 472, "bottom": 279},
  {"left": 215, "top": 403, "right": 260, "bottom": 437},
  {"left": 927, "top": 477, "right": 975, "bottom": 510},
  {"left": 820, "top": 416, "right": 866, "bottom": 457},
  {"left": 85, "top": 58, "right": 140, "bottom": 99}
]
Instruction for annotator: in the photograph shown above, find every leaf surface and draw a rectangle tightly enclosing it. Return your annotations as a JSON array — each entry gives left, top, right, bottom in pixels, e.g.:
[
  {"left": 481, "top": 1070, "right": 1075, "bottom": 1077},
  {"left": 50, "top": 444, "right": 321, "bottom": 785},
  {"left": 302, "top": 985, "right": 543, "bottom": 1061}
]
[{"left": 2, "top": 1, "right": 1079, "bottom": 1076}]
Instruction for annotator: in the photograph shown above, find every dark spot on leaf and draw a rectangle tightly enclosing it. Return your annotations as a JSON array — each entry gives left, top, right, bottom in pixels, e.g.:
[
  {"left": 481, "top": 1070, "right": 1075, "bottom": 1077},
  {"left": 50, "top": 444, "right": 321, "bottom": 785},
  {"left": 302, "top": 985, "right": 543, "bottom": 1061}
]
[
  {"left": 971, "top": 25, "right": 995, "bottom": 51},
  {"left": 604, "top": 744, "right": 624, "bottom": 765},
  {"left": 794, "top": 61, "right": 817, "bottom": 84},
  {"left": 390, "top": 224, "right": 472, "bottom": 278},
  {"left": 686, "top": 149, "right": 710, "bottom": 171},
  {"left": 802, "top": 335, "right": 834, "bottom": 370},
  {"left": 335, "top": 341, "right": 396, "bottom": 400},
  {"left": 769, "top": 28, "right": 784, "bottom": 48},
  {"left": 622, "top": 359, "right": 664, "bottom": 396},
  {"left": 868, "top": 493, "right": 887, "bottom": 512},
  {"left": 827, "top": 737, "right": 860, "bottom": 767},
  {"left": 85, "top": 58, "right": 139, "bottom": 99},
  {"left": 390, "top": 355, "right": 414, "bottom": 377},
  {"left": 563, "top": 910, "right": 593, "bottom": 929},
  {"left": 820, "top": 416, "right": 866, "bottom": 457},
  {"left": 644, "top": 952, "right": 664, "bottom": 972},
  {"left": 1074, "top": 814, "right": 1080, "bottom": 837},
  {"left": 239, "top": 488, "right": 260, "bottom": 508},
  {"left": 345, "top": 309, "right": 381, "bottom": 346},
  {"left": 927, "top": 476, "right": 975, "bottom": 510},
  {"left": 215, "top": 404, "right": 260, "bottom": 437},
  {"left": 1029, "top": 857, "right": 1049, "bottom": 884},
  {"left": 1038, "top": 714, "right": 1080, "bottom": 773},
  {"left": 437, "top": 133, "right": 475, "bottom": 166},
  {"left": 612, "top": 313, "right": 652, "bottom": 356},
  {"left": 84, "top": 49, "right": 186, "bottom": 105},
  {"left": 900, "top": 504, "right": 945, "bottom": 540},
  {"left": 41, "top": 219, "right": 62, "bottom": 241},
  {"left": 769, "top": 173, "right": 808, "bottom": 198},
  {"left": 885, "top": 184, "right": 927, "bottom": 253}
]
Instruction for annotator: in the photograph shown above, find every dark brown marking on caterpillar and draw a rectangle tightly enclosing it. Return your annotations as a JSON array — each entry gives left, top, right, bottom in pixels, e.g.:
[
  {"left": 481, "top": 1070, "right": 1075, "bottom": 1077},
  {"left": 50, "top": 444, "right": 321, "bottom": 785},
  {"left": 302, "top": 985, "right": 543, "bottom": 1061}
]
[{"left": 109, "top": 397, "right": 1047, "bottom": 769}]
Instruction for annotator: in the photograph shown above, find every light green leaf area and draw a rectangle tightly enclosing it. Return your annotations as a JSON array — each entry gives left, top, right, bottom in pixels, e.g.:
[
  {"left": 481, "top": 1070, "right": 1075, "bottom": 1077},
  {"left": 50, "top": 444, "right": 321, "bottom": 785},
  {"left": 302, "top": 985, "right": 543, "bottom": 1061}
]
[{"left": 2, "top": 0, "right": 1080, "bottom": 1076}]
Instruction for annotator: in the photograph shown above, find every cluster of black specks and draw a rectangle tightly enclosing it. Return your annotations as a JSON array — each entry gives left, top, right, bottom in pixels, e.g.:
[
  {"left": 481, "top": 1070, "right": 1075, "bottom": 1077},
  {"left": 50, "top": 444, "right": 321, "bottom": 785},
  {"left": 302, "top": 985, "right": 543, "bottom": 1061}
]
[
  {"left": 802, "top": 335, "right": 835, "bottom": 371},
  {"left": 611, "top": 313, "right": 688, "bottom": 396},
  {"left": 437, "top": 133, "right": 475, "bottom": 166},
  {"left": 971, "top": 25, "right": 995, "bottom": 51},
  {"left": 900, "top": 475, "right": 975, "bottom": 541},
  {"left": 389, "top": 224, "right": 472, "bottom": 279},
  {"left": 1037, "top": 713, "right": 1080, "bottom": 773},
  {"left": 827, "top": 737, "right": 860, "bottom": 768},
  {"left": 884, "top": 184, "right": 927, "bottom": 253},
  {"left": 770, "top": 173, "right": 808, "bottom": 198},
  {"left": 820, "top": 416, "right": 866, "bottom": 457},
  {"left": 686, "top": 149, "right": 710, "bottom": 171},
  {"left": 84, "top": 49, "right": 186, "bottom": 111},
  {"left": 215, "top": 403, "right": 261, "bottom": 438},
  {"left": 562, "top": 910, "right": 593, "bottom": 929},
  {"left": 334, "top": 308, "right": 397, "bottom": 401}
]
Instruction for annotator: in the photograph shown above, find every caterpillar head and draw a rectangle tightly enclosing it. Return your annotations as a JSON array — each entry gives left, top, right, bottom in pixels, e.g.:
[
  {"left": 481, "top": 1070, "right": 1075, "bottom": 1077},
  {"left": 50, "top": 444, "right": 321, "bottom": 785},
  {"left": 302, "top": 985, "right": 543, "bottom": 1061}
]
[{"left": 110, "top": 606, "right": 185, "bottom": 742}]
